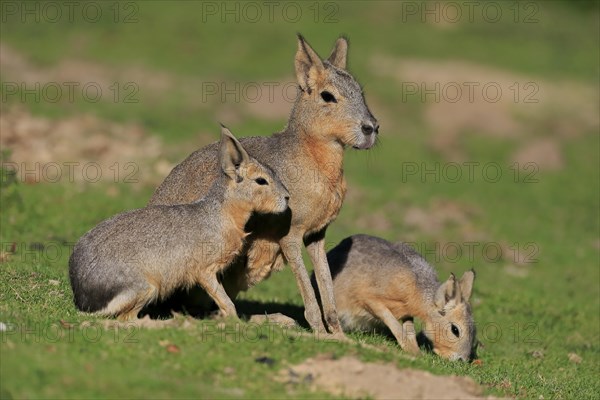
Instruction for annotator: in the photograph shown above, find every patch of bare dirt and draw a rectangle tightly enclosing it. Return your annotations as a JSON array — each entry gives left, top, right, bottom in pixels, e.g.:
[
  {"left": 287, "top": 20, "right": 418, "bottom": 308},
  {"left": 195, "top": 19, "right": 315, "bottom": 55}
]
[
  {"left": 511, "top": 138, "right": 564, "bottom": 171},
  {"left": 403, "top": 198, "right": 484, "bottom": 241},
  {"left": 355, "top": 209, "right": 394, "bottom": 232},
  {"left": 344, "top": 184, "right": 367, "bottom": 204},
  {"left": 0, "top": 107, "right": 171, "bottom": 185},
  {"left": 279, "top": 354, "right": 494, "bottom": 399},
  {"left": 243, "top": 77, "right": 295, "bottom": 120},
  {"left": 402, "top": 199, "right": 539, "bottom": 275},
  {"left": 0, "top": 43, "right": 177, "bottom": 103},
  {"left": 370, "top": 55, "right": 599, "bottom": 163},
  {"left": 0, "top": 43, "right": 293, "bottom": 124}
]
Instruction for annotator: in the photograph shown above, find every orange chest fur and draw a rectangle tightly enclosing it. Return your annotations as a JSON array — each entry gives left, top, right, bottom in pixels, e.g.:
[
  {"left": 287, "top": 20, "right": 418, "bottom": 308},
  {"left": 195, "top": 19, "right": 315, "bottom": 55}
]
[
  {"left": 311, "top": 169, "right": 346, "bottom": 227},
  {"left": 298, "top": 140, "right": 347, "bottom": 233}
]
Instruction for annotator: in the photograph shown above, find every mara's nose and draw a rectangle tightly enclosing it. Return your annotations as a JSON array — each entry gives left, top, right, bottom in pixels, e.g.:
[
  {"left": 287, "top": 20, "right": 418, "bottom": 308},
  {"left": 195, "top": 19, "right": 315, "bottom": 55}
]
[
  {"left": 362, "top": 122, "right": 379, "bottom": 135},
  {"left": 284, "top": 195, "right": 290, "bottom": 201}
]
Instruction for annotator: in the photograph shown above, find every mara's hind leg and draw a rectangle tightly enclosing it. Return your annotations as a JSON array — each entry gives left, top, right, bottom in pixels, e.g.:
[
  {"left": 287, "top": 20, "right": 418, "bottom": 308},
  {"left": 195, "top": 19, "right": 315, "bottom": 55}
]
[
  {"left": 100, "top": 288, "right": 155, "bottom": 321},
  {"left": 366, "top": 301, "right": 420, "bottom": 355},
  {"left": 197, "top": 272, "right": 238, "bottom": 318}
]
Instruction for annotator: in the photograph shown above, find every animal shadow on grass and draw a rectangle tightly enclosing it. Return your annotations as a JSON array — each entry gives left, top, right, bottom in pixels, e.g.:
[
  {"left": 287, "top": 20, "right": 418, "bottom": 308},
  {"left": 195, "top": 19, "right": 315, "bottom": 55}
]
[
  {"left": 353, "top": 322, "right": 436, "bottom": 353},
  {"left": 138, "top": 294, "right": 450, "bottom": 356},
  {"left": 139, "top": 294, "right": 308, "bottom": 328}
]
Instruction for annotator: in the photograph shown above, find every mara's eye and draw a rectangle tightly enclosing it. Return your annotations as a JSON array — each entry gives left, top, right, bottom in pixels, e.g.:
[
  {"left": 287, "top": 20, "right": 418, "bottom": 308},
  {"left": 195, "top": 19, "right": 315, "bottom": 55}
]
[
  {"left": 320, "top": 91, "right": 337, "bottom": 103},
  {"left": 255, "top": 177, "right": 268, "bottom": 185},
  {"left": 451, "top": 324, "right": 460, "bottom": 338}
]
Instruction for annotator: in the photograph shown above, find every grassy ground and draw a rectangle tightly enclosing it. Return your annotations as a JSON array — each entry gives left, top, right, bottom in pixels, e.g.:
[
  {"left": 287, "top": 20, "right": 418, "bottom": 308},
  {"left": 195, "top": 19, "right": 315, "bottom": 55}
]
[{"left": 1, "top": 1, "right": 599, "bottom": 399}]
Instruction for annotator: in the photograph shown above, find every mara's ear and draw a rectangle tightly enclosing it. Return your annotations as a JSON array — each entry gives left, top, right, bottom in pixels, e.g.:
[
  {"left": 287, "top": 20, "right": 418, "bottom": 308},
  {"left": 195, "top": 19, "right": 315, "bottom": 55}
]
[
  {"left": 459, "top": 269, "right": 476, "bottom": 302},
  {"left": 327, "top": 36, "right": 348, "bottom": 69},
  {"left": 219, "top": 124, "right": 250, "bottom": 182},
  {"left": 295, "top": 34, "right": 325, "bottom": 93},
  {"left": 434, "top": 273, "right": 456, "bottom": 310}
]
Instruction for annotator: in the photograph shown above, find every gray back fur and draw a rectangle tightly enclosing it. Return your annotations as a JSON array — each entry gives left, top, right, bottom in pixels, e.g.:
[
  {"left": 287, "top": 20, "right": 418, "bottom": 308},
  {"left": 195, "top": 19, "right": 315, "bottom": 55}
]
[
  {"left": 69, "top": 128, "right": 289, "bottom": 314},
  {"left": 326, "top": 234, "right": 440, "bottom": 300}
]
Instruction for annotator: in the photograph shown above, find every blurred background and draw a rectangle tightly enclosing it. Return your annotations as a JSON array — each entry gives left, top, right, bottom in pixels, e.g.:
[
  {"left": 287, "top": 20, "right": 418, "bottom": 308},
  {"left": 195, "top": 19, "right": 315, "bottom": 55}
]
[{"left": 1, "top": 1, "right": 598, "bottom": 398}]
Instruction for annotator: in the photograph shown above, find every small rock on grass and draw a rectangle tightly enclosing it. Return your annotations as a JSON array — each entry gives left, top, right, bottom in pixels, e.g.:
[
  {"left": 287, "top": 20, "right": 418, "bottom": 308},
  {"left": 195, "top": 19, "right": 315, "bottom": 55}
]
[
  {"left": 529, "top": 349, "right": 544, "bottom": 359},
  {"left": 568, "top": 353, "right": 582, "bottom": 364},
  {"left": 249, "top": 313, "right": 299, "bottom": 328}
]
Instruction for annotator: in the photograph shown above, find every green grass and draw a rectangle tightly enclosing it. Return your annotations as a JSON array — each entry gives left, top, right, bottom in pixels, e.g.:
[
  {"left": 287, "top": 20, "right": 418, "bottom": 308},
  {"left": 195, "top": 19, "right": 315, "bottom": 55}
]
[{"left": 1, "top": 1, "right": 599, "bottom": 399}]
